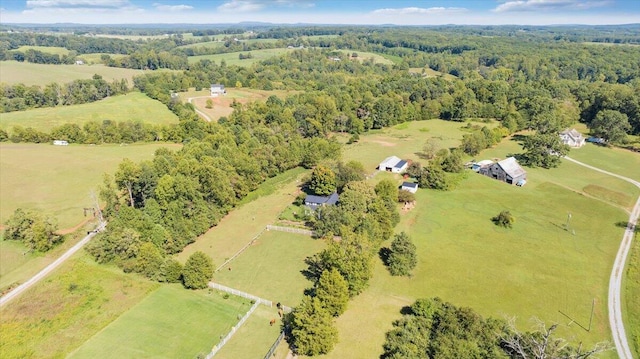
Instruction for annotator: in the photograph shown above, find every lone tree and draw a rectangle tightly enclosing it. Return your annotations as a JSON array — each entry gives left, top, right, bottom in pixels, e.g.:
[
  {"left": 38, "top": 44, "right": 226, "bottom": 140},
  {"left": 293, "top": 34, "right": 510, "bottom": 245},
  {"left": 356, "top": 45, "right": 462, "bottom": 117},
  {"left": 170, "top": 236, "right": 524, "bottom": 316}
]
[
  {"left": 492, "top": 210, "right": 515, "bottom": 228},
  {"left": 205, "top": 98, "right": 213, "bottom": 109},
  {"left": 4, "top": 208, "right": 61, "bottom": 252},
  {"left": 387, "top": 232, "right": 417, "bottom": 276},
  {"left": 520, "top": 133, "right": 569, "bottom": 168},
  {"left": 289, "top": 295, "right": 338, "bottom": 356},
  {"left": 182, "top": 251, "right": 214, "bottom": 289},
  {"left": 589, "top": 109, "right": 631, "bottom": 144},
  {"left": 315, "top": 268, "right": 349, "bottom": 317},
  {"left": 309, "top": 165, "right": 337, "bottom": 196}
]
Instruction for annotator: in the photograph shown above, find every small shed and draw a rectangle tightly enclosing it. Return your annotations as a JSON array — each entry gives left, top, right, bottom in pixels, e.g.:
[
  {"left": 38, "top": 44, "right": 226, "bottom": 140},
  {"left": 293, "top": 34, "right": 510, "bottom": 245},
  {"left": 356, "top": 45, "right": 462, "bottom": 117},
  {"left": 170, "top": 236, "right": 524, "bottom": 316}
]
[
  {"left": 379, "top": 156, "right": 409, "bottom": 173},
  {"left": 479, "top": 157, "right": 526, "bottom": 185},
  {"left": 401, "top": 182, "right": 418, "bottom": 193},
  {"left": 210, "top": 84, "right": 226, "bottom": 97},
  {"left": 471, "top": 160, "right": 493, "bottom": 172},
  {"left": 305, "top": 192, "right": 339, "bottom": 209}
]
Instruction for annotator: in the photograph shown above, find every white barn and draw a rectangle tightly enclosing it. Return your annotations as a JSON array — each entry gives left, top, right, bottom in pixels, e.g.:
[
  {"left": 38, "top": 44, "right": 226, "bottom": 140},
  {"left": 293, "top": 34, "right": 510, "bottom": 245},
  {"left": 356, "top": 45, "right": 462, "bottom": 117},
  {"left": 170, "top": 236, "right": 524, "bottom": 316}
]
[
  {"left": 378, "top": 156, "right": 409, "bottom": 173},
  {"left": 401, "top": 182, "right": 418, "bottom": 193}
]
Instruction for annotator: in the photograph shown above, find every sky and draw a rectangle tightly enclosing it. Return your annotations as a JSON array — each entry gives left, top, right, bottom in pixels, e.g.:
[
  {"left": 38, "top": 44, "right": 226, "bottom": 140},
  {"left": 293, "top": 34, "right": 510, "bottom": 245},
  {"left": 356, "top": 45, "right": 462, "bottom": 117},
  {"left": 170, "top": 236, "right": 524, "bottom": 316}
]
[{"left": 0, "top": 0, "right": 639, "bottom": 25}]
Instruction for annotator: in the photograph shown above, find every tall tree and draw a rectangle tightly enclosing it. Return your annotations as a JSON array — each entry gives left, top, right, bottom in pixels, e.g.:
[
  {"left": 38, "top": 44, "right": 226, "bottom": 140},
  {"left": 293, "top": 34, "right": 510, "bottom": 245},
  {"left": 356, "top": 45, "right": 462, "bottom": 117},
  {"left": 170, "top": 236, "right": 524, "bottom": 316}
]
[
  {"left": 315, "top": 268, "right": 350, "bottom": 317},
  {"left": 115, "top": 158, "right": 141, "bottom": 207},
  {"left": 520, "top": 133, "right": 569, "bottom": 168},
  {"left": 589, "top": 109, "right": 631, "bottom": 143},
  {"left": 290, "top": 295, "right": 338, "bottom": 356},
  {"left": 387, "top": 232, "right": 417, "bottom": 276},
  {"left": 182, "top": 251, "right": 214, "bottom": 289},
  {"left": 4, "top": 208, "right": 61, "bottom": 252},
  {"left": 309, "top": 165, "right": 337, "bottom": 196}
]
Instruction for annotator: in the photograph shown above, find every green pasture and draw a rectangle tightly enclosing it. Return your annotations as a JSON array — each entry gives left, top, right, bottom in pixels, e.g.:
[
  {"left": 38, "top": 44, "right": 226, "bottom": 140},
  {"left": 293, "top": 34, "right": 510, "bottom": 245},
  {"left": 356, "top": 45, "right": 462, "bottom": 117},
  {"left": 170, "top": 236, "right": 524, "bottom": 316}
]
[
  {"left": 68, "top": 285, "right": 251, "bottom": 359},
  {"left": 338, "top": 119, "right": 497, "bottom": 173},
  {"left": 568, "top": 143, "right": 640, "bottom": 182},
  {"left": 624, "top": 235, "right": 640, "bottom": 358},
  {"left": 188, "top": 48, "right": 291, "bottom": 66},
  {"left": 324, "top": 131, "right": 635, "bottom": 358},
  {"left": 178, "top": 167, "right": 308, "bottom": 267},
  {"left": 213, "top": 231, "right": 325, "bottom": 307},
  {"left": 179, "top": 37, "right": 279, "bottom": 49},
  {"left": 0, "top": 92, "right": 178, "bottom": 132},
  {"left": 76, "top": 53, "right": 127, "bottom": 65},
  {"left": 0, "top": 61, "right": 146, "bottom": 86},
  {"left": 215, "top": 304, "right": 284, "bottom": 359},
  {"left": 14, "top": 46, "right": 70, "bottom": 55},
  {"left": 335, "top": 49, "right": 394, "bottom": 65},
  {"left": 0, "top": 256, "right": 158, "bottom": 359},
  {"left": 0, "top": 142, "right": 181, "bottom": 229},
  {"left": 409, "top": 67, "right": 458, "bottom": 80}
]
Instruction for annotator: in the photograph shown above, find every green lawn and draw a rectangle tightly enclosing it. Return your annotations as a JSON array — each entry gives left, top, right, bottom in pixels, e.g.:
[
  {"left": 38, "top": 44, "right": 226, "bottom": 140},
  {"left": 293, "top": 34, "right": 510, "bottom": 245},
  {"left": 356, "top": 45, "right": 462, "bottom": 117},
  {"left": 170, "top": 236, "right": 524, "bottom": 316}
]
[
  {"left": 568, "top": 143, "right": 640, "bottom": 182},
  {"left": 0, "top": 92, "right": 178, "bottom": 132},
  {"left": 68, "top": 285, "right": 251, "bottom": 359},
  {"left": 213, "top": 231, "right": 325, "bottom": 307},
  {"left": 215, "top": 304, "right": 284, "bottom": 359},
  {"left": 76, "top": 53, "right": 127, "bottom": 65},
  {"left": 322, "top": 129, "right": 634, "bottom": 358},
  {"left": 188, "top": 48, "right": 291, "bottom": 66},
  {"left": 0, "top": 61, "right": 147, "bottom": 86},
  {"left": 0, "top": 256, "right": 158, "bottom": 359},
  {"left": 0, "top": 142, "right": 181, "bottom": 229},
  {"left": 14, "top": 46, "right": 70, "bottom": 55},
  {"left": 336, "top": 49, "right": 394, "bottom": 65},
  {"left": 624, "top": 230, "right": 640, "bottom": 358}
]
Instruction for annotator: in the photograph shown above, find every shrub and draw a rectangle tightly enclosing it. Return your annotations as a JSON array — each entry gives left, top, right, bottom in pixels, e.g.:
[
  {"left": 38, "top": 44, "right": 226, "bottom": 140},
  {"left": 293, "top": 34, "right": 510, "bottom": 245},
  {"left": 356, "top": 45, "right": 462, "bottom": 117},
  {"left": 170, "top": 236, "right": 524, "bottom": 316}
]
[{"left": 492, "top": 210, "right": 515, "bottom": 228}]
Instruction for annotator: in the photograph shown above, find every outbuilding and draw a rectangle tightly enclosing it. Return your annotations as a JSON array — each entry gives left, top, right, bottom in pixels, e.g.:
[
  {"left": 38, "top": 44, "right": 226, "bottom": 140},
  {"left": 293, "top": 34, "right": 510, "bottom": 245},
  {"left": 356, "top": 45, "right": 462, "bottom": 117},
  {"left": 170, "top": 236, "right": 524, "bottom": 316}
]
[
  {"left": 378, "top": 156, "right": 409, "bottom": 173},
  {"left": 401, "top": 182, "right": 418, "bottom": 193},
  {"left": 479, "top": 157, "right": 527, "bottom": 185}
]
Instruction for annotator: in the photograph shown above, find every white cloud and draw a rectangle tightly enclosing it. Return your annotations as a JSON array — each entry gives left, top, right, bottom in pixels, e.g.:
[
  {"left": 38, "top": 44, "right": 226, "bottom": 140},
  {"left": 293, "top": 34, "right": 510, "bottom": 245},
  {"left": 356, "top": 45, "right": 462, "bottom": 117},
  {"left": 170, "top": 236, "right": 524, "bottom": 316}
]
[
  {"left": 494, "top": 0, "right": 612, "bottom": 12},
  {"left": 26, "top": 0, "right": 132, "bottom": 9},
  {"left": 153, "top": 3, "right": 193, "bottom": 12},
  {"left": 372, "top": 7, "right": 468, "bottom": 15},
  {"left": 217, "top": 0, "right": 314, "bottom": 13}
]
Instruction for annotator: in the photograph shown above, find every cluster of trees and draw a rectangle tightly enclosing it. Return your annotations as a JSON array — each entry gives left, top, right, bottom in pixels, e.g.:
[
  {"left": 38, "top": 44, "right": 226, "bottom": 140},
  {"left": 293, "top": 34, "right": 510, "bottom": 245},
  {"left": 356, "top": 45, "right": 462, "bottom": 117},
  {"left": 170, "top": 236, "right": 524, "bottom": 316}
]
[
  {"left": 6, "top": 48, "right": 79, "bottom": 65},
  {"left": 1, "top": 75, "right": 129, "bottom": 113},
  {"left": 0, "top": 32, "right": 137, "bottom": 56},
  {"left": 4, "top": 119, "right": 177, "bottom": 144},
  {"left": 382, "top": 297, "right": 609, "bottom": 358},
  {"left": 4, "top": 208, "right": 62, "bottom": 252}
]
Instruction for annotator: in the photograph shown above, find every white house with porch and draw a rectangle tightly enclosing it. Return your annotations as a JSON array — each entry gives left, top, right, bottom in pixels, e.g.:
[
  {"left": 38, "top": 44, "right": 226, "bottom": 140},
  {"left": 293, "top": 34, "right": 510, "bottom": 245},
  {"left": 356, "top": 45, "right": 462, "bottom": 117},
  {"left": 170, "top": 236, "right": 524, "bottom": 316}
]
[{"left": 210, "top": 84, "right": 226, "bottom": 97}]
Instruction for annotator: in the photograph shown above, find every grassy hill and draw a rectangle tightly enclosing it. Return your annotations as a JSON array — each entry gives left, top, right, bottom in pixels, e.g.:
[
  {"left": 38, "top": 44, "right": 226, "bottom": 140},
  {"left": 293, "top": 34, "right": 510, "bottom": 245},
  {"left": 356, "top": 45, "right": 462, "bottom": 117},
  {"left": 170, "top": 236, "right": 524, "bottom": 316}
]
[
  {"left": 0, "top": 92, "right": 178, "bottom": 132},
  {"left": 187, "top": 48, "right": 291, "bottom": 66},
  {"left": 0, "top": 61, "right": 147, "bottom": 86}
]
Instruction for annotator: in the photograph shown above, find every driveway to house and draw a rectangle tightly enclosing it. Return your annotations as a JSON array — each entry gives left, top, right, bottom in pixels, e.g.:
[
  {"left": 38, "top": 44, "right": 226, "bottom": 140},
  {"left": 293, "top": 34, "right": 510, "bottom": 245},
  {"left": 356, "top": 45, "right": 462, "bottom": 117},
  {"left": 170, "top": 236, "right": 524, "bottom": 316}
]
[
  {"left": 565, "top": 156, "right": 639, "bottom": 359},
  {"left": 187, "top": 96, "right": 213, "bottom": 122},
  {"left": 0, "top": 221, "right": 106, "bottom": 308}
]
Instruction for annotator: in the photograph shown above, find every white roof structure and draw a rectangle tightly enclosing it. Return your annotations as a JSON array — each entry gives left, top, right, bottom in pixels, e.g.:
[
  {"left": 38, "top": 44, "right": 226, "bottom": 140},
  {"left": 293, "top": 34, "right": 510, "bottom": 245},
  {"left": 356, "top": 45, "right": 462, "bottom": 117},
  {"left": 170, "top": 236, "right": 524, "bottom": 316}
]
[{"left": 380, "top": 156, "right": 402, "bottom": 168}]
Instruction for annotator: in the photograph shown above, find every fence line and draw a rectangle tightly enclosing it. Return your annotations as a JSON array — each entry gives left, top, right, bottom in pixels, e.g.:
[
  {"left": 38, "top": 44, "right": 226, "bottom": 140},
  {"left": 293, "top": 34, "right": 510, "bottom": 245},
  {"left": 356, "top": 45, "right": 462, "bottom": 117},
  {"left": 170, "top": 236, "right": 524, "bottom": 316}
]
[
  {"left": 208, "top": 281, "right": 272, "bottom": 306},
  {"left": 266, "top": 225, "right": 314, "bottom": 236},
  {"left": 206, "top": 301, "right": 261, "bottom": 358},
  {"left": 263, "top": 330, "right": 286, "bottom": 359},
  {"left": 215, "top": 228, "right": 265, "bottom": 272}
]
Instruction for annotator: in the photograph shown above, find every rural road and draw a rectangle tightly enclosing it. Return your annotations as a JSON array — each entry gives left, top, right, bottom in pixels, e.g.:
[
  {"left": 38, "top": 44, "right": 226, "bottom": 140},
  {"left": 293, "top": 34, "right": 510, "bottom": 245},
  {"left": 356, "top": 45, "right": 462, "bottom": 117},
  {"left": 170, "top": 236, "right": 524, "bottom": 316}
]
[
  {"left": 187, "top": 96, "right": 213, "bottom": 122},
  {"left": 0, "top": 221, "right": 106, "bottom": 308},
  {"left": 565, "top": 156, "right": 639, "bottom": 359}
]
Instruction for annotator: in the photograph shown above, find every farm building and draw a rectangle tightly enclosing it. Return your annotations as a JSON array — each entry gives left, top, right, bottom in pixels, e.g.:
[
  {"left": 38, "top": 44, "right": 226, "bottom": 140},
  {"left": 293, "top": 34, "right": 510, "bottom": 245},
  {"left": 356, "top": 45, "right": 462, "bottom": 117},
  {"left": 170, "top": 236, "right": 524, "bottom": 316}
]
[
  {"left": 53, "top": 140, "right": 69, "bottom": 146},
  {"left": 305, "top": 192, "right": 339, "bottom": 209},
  {"left": 210, "top": 84, "right": 226, "bottom": 97},
  {"left": 479, "top": 157, "right": 527, "bottom": 185},
  {"left": 471, "top": 159, "right": 493, "bottom": 172},
  {"left": 401, "top": 182, "right": 418, "bottom": 193},
  {"left": 379, "top": 156, "right": 409, "bottom": 173},
  {"left": 560, "top": 128, "right": 585, "bottom": 148}
]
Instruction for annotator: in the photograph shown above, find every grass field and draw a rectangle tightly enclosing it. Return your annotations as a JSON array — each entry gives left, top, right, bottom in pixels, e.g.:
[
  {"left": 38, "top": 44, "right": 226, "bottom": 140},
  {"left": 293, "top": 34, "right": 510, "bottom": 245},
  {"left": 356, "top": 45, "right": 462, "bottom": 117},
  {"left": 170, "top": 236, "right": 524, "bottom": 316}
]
[
  {"left": 0, "top": 92, "right": 178, "bottom": 132},
  {"left": 409, "top": 67, "right": 458, "bottom": 80},
  {"left": 215, "top": 304, "right": 284, "bottom": 359},
  {"left": 624, "top": 234, "right": 640, "bottom": 358},
  {"left": 319, "top": 128, "right": 637, "bottom": 358},
  {"left": 0, "top": 61, "right": 146, "bottom": 86},
  {"left": 0, "top": 142, "right": 181, "bottom": 229},
  {"left": 182, "top": 88, "right": 299, "bottom": 121},
  {"left": 76, "top": 53, "right": 127, "bottom": 65},
  {"left": 335, "top": 49, "right": 394, "bottom": 65},
  {"left": 178, "top": 167, "right": 308, "bottom": 267},
  {"left": 0, "top": 255, "right": 158, "bottom": 359},
  {"left": 14, "top": 46, "right": 70, "bottom": 55},
  {"left": 568, "top": 143, "right": 640, "bottom": 182},
  {"left": 188, "top": 48, "right": 291, "bottom": 66},
  {"left": 68, "top": 285, "right": 251, "bottom": 359},
  {"left": 178, "top": 37, "right": 279, "bottom": 49}
]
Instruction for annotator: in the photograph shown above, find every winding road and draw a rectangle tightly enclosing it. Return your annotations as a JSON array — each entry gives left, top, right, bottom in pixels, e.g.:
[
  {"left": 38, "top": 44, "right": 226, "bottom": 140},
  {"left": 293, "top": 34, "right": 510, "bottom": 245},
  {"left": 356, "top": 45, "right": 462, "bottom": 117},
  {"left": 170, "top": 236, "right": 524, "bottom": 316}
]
[
  {"left": 565, "top": 156, "right": 638, "bottom": 359},
  {"left": 187, "top": 96, "right": 213, "bottom": 122},
  {"left": 0, "top": 221, "right": 106, "bottom": 308}
]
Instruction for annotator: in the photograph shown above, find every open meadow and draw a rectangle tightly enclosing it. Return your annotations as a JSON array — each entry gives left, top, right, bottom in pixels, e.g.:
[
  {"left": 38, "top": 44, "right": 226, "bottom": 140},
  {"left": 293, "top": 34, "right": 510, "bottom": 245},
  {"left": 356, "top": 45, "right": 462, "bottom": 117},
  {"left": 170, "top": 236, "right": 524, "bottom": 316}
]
[
  {"left": 320, "top": 127, "right": 638, "bottom": 358},
  {"left": 187, "top": 48, "right": 291, "bottom": 66},
  {"left": 0, "top": 255, "right": 159, "bottom": 359},
  {"left": 0, "top": 92, "right": 178, "bottom": 132},
  {"left": 182, "top": 87, "right": 299, "bottom": 121},
  {"left": 0, "top": 61, "right": 146, "bottom": 86},
  {"left": 68, "top": 284, "right": 251, "bottom": 359},
  {"left": 14, "top": 46, "right": 70, "bottom": 55}
]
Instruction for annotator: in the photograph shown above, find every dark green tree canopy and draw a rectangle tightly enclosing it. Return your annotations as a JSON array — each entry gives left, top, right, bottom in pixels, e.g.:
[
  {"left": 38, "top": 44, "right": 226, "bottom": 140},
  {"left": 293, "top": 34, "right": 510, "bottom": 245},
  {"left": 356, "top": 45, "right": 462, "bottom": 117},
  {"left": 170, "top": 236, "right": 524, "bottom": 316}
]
[{"left": 182, "top": 251, "right": 214, "bottom": 289}]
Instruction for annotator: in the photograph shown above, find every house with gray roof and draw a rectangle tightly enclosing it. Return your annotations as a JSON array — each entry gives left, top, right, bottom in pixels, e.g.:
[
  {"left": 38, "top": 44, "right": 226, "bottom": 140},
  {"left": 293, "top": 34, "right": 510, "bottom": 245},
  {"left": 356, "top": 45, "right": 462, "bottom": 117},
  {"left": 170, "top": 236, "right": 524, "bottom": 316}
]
[
  {"left": 479, "top": 157, "right": 527, "bottom": 185},
  {"left": 560, "top": 128, "right": 585, "bottom": 148},
  {"left": 305, "top": 192, "right": 339, "bottom": 209}
]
